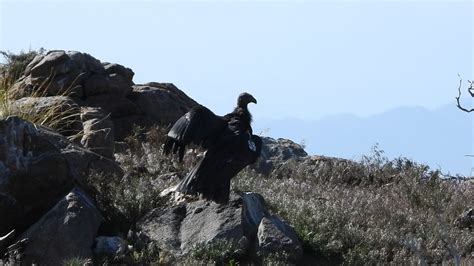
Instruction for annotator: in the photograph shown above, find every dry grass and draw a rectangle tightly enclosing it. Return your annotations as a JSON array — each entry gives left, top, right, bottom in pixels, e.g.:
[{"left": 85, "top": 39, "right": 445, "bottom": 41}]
[
  {"left": 233, "top": 146, "right": 474, "bottom": 265},
  {"left": 0, "top": 49, "right": 82, "bottom": 138}
]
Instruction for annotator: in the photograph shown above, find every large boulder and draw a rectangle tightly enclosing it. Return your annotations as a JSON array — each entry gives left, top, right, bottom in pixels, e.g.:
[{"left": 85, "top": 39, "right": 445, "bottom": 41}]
[
  {"left": 83, "top": 73, "right": 132, "bottom": 98},
  {"left": 7, "top": 187, "right": 103, "bottom": 265},
  {"left": 0, "top": 116, "right": 121, "bottom": 238},
  {"left": 9, "top": 50, "right": 135, "bottom": 114},
  {"left": 128, "top": 82, "right": 198, "bottom": 126},
  {"left": 10, "top": 50, "right": 106, "bottom": 99},
  {"left": 242, "top": 193, "right": 302, "bottom": 260},
  {"left": 8, "top": 50, "right": 198, "bottom": 140},
  {"left": 80, "top": 107, "right": 115, "bottom": 158},
  {"left": 137, "top": 191, "right": 302, "bottom": 262},
  {"left": 257, "top": 217, "right": 302, "bottom": 260},
  {"left": 253, "top": 137, "right": 308, "bottom": 176},
  {"left": 138, "top": 195, "right": 245, "bottom": 256},
  {"left": 85, "top": 94, "right": 141, "bottom": 118},
  {"left": 109, "top": 82, "right": 198, "bottom": 139}
]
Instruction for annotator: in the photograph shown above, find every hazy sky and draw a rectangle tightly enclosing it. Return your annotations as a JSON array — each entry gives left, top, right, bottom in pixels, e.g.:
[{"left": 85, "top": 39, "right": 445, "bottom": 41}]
[{"left": 1, "top": 0, "right": 472, "bottom": 120}]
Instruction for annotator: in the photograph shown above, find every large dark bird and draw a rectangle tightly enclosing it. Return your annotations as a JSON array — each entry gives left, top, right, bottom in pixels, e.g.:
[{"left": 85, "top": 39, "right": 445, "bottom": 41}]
[{"left": 163, "top": 92, "right": 262, "bottom": 202}]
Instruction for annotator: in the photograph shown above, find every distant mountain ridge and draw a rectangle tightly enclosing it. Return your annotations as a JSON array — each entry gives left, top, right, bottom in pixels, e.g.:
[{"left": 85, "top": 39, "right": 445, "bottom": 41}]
[{"left": 255, "top": 104, "right": 473, "bottom": 176}]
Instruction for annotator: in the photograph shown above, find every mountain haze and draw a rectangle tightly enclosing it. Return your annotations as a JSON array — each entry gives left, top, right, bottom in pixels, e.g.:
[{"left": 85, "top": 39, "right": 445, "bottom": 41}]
[{"left": 255, "top": 103, "right": 473, "bottom": 176}]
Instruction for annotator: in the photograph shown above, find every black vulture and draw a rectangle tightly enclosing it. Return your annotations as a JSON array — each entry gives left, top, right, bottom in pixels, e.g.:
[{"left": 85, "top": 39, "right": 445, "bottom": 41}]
[{"left": 163, "top": 92, "right": 262, "bottom": 202}]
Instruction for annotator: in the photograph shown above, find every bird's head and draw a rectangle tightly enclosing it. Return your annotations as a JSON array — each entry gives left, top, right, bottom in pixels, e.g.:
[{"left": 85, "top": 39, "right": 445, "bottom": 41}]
[{"left": 237, "top": 92, "right": 257, "bottom": 108}]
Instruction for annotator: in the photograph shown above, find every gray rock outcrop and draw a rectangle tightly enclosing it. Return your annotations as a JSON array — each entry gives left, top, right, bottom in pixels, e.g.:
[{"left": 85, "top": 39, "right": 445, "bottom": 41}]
[
  {"left": 80, "top": 107, "right": 115, "bottom": 158},
  {"left": 0, "top": 116, "right": 121, "bottom": 238},
  {"left": 138, "top": 194, "right": 245, "bottom": 256},
  {"left": 9, "top": 50, "right": 197, "bottom": 142},
  {"left": 254, "top": 137, "right": 308, "bottom": 176},
  {"left": 8, "top": 187, "right": 103, "bottom": 265},
  {"left": 10, "top": 50, "right": 103, "bottom": 99},
  {"left": 257, "top": 217, "right": 302, "bottom": 260},
  {"left": 129, "top": 82, "right": 198, "bottom": 126},
  {"left": 137, "top": 191, "right": 302, "bottom": 262},
  {"left": 242, "top": 193, "right": 303, "bottom": 260}
]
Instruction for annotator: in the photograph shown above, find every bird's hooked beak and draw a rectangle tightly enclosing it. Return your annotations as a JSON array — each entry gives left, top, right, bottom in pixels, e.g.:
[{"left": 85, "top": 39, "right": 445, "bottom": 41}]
[{"left": 250, "top": 96, "right": 257, "bottom": 104}]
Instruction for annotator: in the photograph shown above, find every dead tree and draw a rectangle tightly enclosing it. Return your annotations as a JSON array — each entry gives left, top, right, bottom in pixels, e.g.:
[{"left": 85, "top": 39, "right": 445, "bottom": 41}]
[{"left": 455, "top": 76, "right": 474, "bottom": 113}]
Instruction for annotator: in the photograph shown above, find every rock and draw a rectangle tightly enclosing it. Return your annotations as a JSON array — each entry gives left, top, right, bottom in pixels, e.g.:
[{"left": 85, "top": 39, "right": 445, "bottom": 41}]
[
  {"left": 67, "top": 51, "right": 104, "bottom": 74},
  {"left": 179, "top": 198, "right": 244, "bottom": 254},
  {"left": 9, "top": 50, "right": 132, "bottom": 100},
  {"left": 10, "top": 187, "right": 103, "bottom": 265},
  {"left": 10, "top": 50, "right": 94, "bottom": 99},
  {"left": 7, "top": 50, "right": 200, "bottom": 140},
  {"left": 262, "top": 137, "right": 308, "bottom": 160},
  {"left": 257, "top": 217, "right": 303, "bottom": 260},
  {"left": 138, "top": 205, "right": 186, "bottom": 253},
  {"left": 0, "top": 117, "right": 122, "bottom": 237},
  {"left": 83, "top": 73, "right": 132, "bottom": 98},
  {"left": 93, "top": 236, "right": 128, "bottom": 258},
  {"left": 253, "top": 137, "right": 308, "bottom": 176},
  {"left": 10, "top": 96, "right": 82, "bottom": 136},
  {"left": 129, "top": 83, "right": 198, "bottom": 126},
  {"left": 86, "top": 94, "right": 141, "bottom": 118},
  {"left": 80, "top": 107, "right": 115, "bottom": 158},
  {"left": 138, "top": 195, "right": 244, "bottom": 256},
  {"left": 241, "top": 193, "right": 303, "bottom": 260},
  {"left": 103, "top": 63, "right": 134, "bottom": 81},
  {"left": 137, "top": 191, "right": 302, "bottom": 261},
  {"left": 241, "top": 192, "right": 271, "bottom": 234},
  {"left": 29, "top": 50, "right": 69, "bottom": 77}
]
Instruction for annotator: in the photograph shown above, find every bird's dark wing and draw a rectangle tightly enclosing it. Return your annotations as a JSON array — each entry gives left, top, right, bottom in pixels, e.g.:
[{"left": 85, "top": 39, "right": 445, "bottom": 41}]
[
  {"left": 163, "top": 105, "right": 228, "bottom": 161},
  {"left": 176, "top": 132, "right": 262, "bottom": 202}
]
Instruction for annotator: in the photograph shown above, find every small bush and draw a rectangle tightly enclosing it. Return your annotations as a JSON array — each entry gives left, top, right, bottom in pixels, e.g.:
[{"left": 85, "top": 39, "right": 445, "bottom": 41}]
[{"left": 0, "top": 49, "right": 44, "bottom": 79}]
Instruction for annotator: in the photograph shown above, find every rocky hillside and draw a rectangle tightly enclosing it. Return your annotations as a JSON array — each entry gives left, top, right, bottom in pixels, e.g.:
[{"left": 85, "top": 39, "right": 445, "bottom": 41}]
[{"left": 0, "top": 50, "right": 473, "bottom": 265}]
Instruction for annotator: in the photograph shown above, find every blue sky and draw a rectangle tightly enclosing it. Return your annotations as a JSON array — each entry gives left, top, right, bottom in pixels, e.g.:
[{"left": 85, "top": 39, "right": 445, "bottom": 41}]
[
  {"left": 1, "top": 1, "right": 472, "bottom": 119},
  {"left": 1, "top": 0, "right": 473, "bottom": 174}
]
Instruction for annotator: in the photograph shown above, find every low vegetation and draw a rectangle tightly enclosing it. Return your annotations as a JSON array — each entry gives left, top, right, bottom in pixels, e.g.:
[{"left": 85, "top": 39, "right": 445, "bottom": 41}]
[{"left": 234, "top": 146, "right": 473, "bottom": 264}]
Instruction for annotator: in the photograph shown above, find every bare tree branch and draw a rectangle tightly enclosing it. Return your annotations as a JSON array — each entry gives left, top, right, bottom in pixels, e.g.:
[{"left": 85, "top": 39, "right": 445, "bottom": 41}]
[
  {"left": 468, "top": 80, "right": 474, "bottom": 97},
  {"left": 455, "top": 76, "right": 474, "bottom": 112}
]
